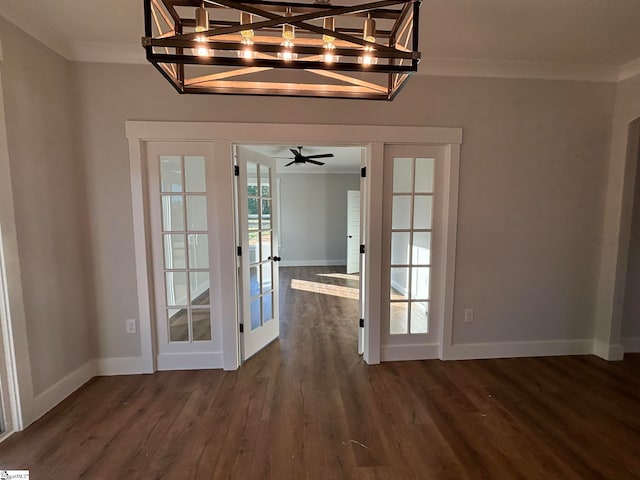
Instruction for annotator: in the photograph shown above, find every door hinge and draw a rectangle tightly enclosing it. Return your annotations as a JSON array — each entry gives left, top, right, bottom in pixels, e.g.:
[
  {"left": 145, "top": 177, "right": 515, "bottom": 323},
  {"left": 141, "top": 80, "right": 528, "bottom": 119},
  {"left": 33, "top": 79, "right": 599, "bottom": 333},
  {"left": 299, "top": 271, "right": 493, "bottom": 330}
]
[
  {"left": 237, "top": 246, "right": 242, "bottom": 256},
  {"left": 361, "top": 166, "right": 366, "bottom": 178},
  {"left": 359, "top": 318, "right": 365, "bottom": 328},
  {"left": 360, "top": 244, "right": 365, "bottom": 254},
  {"left": 234, "top": 165, "right": 240, "bottom": 176},
  {"left": 239, "top": 323, "right": 244, "bottom": 333}
]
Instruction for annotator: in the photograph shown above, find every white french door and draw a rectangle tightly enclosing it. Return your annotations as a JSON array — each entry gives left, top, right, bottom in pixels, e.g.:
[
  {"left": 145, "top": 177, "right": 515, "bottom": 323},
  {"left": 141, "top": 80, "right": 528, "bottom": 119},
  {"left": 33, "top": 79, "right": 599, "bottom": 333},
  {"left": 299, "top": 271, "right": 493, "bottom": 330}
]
[
  {"left": 146, "top": 142, "right": 222, "bottom": 370},
  {"left": 382, "top": 145, "right": 443, "bottom": 358},
  {"left": 236, "top": 146, "right": 280, "bottom": 361}
]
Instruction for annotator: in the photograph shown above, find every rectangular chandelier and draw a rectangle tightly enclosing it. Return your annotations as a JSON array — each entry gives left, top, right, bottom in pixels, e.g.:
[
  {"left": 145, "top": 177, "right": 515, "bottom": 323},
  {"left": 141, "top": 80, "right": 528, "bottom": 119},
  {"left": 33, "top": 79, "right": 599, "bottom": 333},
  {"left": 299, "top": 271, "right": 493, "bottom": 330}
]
[{"left": 142, "top": 0, "right": 421, "bottom": 100}]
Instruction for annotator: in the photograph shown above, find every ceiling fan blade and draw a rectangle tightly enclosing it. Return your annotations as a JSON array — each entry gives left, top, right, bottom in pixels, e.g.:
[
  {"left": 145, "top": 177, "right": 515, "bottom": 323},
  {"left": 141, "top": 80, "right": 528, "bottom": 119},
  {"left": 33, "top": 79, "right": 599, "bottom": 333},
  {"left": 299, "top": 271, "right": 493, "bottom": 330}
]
[
  {"left": 305, "top": 153, "right": 334, "bottom": 159},
  {"left": 290, "top": 148, "right": 300, "bottom": 157},
  {"left": 306, "top": 159, "right": 325, "bottom": 166},
  {"left": 273, "top": 156, "right": 294, "bottom": 159},
  {"left": 284, "top": 160, "right": 296, "bottom": 167}
]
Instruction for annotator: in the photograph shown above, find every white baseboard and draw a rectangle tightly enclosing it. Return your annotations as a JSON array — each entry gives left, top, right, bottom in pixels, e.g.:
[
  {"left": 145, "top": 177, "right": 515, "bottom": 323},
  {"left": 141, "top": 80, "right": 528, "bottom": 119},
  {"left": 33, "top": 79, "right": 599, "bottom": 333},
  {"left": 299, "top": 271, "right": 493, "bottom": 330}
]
[
  {"left": 25, "top": 353, "right": 218, "bottom": 429},
  {"left": 95, "top": 356, "right": 147, "bottom": 376},
  {"left": 157, "top": 352, "right": 223, "bottom": 371},
  {"left": 593, "top": 340, "right": 625, "bottom": 361},
  {"left": 381, "top": 343, "right": 440, "bottom": 361},
  {"left": 30, "top": 360, "right": 95, "bottom": 425},
  {"left": 443, "top": 338, "right": 594, "bottom": 361},
  {"left": 622, "top": 336, "right": 640, "bottom": 353},
  {"left": 279, "top": 260, "right": 346, "bottom": 267}
]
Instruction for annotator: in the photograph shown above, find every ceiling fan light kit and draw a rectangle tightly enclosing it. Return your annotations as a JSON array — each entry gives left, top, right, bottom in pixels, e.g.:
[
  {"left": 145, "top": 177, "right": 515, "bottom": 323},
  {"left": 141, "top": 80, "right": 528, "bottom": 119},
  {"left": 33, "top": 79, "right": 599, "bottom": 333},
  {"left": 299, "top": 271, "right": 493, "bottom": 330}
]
[{"left": 142, "top": 0, "right": 421, "bottom": 100}]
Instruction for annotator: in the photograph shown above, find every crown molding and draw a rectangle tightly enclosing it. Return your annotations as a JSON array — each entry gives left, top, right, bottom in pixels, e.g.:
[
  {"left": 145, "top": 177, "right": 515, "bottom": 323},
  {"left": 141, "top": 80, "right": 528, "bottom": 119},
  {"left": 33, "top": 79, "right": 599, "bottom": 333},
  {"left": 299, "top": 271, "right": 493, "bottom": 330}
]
[
  {"left": 618, "top": 57, "right": 640, "bottom": 82},
  {"left": 420, "top": 57, "right": 619, "bottom": 83},
  {"left": 0, "top": 5, "right": 71, "bottom": 59}
]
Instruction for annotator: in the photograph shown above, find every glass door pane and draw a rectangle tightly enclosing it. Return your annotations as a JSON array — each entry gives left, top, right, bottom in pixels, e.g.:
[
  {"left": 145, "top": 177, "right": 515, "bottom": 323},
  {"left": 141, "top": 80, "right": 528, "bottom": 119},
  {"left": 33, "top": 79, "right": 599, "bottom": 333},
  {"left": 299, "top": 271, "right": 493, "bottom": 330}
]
[
  {"left": 389, "top": 155, "right": 435, "bottom": 335},
  {"left": 159, "top": 154, "right": 212, "bottom": 343},
  {"left": 246, "top": 159, "right": 274, "bottom": 332}
]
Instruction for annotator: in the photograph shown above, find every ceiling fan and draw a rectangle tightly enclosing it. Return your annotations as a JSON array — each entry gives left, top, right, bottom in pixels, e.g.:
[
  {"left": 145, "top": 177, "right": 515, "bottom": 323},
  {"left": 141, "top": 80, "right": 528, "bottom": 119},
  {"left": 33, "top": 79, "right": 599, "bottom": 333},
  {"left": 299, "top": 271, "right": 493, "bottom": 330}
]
[{"left": 277, "top": 146, "right": 334, "bottom": 167}]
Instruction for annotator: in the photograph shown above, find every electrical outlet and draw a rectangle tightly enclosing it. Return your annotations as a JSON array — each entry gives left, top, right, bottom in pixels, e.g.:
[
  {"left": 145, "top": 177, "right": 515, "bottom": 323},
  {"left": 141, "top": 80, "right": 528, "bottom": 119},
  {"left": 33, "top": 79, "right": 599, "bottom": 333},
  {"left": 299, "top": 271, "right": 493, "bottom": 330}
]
[
  {"left": 464, "top": 309, "right": 474, "bottom": 323},
  {"left": 125, "top": 318, "right": 137, "bottom": 334}
]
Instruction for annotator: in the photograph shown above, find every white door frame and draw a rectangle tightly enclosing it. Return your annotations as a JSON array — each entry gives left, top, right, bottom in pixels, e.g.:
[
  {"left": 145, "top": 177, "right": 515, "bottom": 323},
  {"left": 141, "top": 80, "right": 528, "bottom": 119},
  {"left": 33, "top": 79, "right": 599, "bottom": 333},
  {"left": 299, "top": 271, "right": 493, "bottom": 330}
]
[{"left": 127, "top": 121, "right": 462, "bottom": 370}]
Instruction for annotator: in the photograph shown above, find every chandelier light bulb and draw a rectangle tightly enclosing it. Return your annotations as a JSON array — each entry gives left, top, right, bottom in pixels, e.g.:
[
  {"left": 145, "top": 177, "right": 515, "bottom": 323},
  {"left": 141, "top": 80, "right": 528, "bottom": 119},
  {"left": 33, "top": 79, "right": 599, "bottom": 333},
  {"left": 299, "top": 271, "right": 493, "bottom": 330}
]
[
  {"left": 237, "top": 12, "right": 256, "bottom": 59},
  {"left": 323, "top": 41, "right": 337, "bottom": 63},
  {"left": 194, "top": 35, "right": 212, "bottom": 57},
  {"left": 278, "top": 8, "right": 297, "bottom": 61},
  {"left": 322, "top": 16, "right": 338, "bottom": 63},
  {"left": 279, "top": 39, "right": 297, "bottom": 61},
  {"left": 238, "top": 38, "right": 256, "bottom": 59},
  {"left": 359, "top": 45, "right": 377, "bottom": 65}
]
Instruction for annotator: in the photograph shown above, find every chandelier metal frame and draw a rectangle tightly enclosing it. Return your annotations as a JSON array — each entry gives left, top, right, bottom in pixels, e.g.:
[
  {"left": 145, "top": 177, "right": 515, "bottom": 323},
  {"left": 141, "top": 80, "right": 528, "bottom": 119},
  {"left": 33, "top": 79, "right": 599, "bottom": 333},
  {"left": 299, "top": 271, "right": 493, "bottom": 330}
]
[{"left": 142, "top": 0, "right": 421, "bottom": 99}]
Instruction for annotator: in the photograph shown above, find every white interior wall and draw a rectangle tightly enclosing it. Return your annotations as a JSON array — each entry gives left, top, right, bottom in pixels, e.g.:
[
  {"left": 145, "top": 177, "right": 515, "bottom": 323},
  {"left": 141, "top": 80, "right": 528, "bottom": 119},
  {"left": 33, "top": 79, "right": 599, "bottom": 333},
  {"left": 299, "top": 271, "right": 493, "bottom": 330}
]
[{"left": 278, "top": 173, "right": 360, "bottom": 266}]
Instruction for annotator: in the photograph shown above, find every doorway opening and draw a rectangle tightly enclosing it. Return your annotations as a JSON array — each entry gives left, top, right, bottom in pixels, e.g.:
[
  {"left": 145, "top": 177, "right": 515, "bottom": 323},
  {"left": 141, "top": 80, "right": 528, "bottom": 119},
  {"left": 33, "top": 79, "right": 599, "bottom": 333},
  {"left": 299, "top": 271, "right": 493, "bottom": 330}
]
[
  {"left": 128, "top": 120, "right": 462, "bottom": 370},
  {"left": 234, "top": 143, "right": 367, "bottom": 363},
  {"left": 622, "top": 119, "right": 640, "bottom": 351}
]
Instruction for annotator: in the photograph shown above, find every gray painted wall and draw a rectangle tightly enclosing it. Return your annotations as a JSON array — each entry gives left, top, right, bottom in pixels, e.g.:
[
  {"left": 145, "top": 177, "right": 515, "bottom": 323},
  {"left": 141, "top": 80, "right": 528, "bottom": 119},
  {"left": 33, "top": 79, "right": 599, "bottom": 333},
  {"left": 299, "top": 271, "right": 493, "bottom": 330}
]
[
  {"left": 70, "top": 62, "right": 615, "bottom": 357},
  {"left": 278, "top": 174, "right": 360, "bottom": 265},
  {"left": 0, "top": 17, "right": 94, "bottom": 395}
]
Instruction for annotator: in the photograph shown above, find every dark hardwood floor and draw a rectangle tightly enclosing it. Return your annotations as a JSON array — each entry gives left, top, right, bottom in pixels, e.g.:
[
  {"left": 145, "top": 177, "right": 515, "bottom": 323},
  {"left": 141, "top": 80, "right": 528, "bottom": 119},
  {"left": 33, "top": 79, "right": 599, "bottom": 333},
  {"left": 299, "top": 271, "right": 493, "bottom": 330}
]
[{"left": 1, "top": 266, "right": 640, "bottom": 479}]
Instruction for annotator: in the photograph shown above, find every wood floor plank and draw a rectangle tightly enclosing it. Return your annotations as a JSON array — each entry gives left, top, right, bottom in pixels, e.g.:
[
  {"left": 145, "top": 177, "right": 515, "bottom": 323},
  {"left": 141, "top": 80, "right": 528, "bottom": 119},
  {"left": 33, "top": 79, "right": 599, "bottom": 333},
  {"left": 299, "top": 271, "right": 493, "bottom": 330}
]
[{"left": 1, "top": 266, "right": 640, "bottom": 479}]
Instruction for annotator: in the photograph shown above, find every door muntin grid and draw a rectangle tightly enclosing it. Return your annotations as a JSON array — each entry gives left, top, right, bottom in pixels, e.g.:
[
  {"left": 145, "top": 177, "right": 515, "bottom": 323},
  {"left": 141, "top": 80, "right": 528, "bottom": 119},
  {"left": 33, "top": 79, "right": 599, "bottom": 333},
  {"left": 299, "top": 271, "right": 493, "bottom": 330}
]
[
  {"left": 159, "top": 155, "right": 212, "bottom": 342},
  {"left": 389, "top": 157, "right": 434, "bottom": 335},
  {"left": 247, "top": 162, "right": 274, "bottom": 332}
]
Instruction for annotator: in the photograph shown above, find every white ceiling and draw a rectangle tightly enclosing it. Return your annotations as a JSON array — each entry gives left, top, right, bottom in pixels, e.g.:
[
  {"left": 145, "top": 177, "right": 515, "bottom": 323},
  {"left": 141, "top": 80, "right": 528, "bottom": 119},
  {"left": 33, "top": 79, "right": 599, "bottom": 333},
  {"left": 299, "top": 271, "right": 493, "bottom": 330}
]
[
  {"left": 1, "top": 0, "right": 640, "bottom": 81},
  {"left": 242, "top": 145, "right": 363, "bottom": 174}
]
